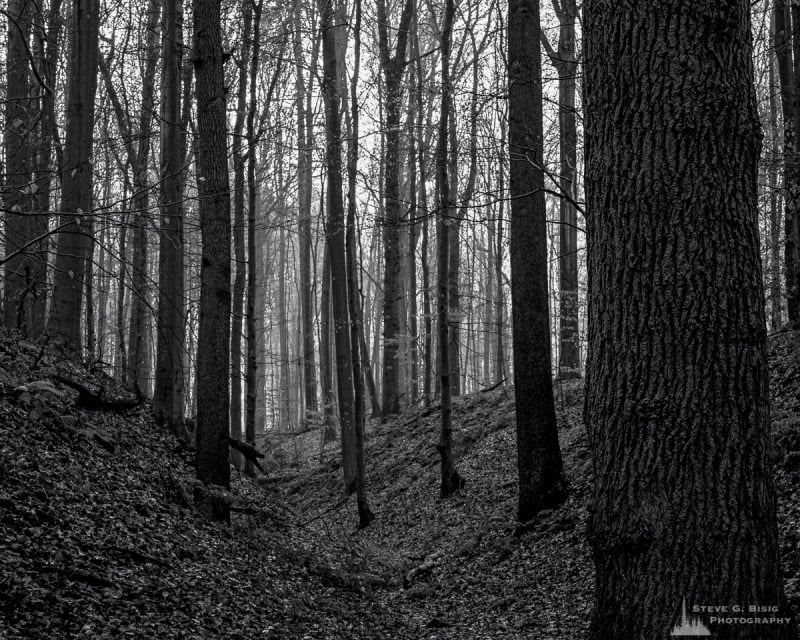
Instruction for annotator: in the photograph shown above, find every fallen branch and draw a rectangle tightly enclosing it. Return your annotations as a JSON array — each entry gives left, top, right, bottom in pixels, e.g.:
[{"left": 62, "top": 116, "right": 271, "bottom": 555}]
[
  {"left": 480, "top": 378, "right": 507, "bottom": 393},
  {"left": 228, "top": 437, "right": 267, "bottom": 475},
  {"left": 55, "top": 374, "right": 143, "bottom": 412}
]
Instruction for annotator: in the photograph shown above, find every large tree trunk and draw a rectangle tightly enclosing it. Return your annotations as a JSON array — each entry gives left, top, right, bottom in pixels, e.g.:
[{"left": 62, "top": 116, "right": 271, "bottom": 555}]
[
  {"left": 508, "top": 0, "right": 566, "bottom": 523},
  {"left": 319, "top": 0, "right": 357, "bottom": 492},
  {"left": 377, "top": 0, "right": 414, "bottom": 417},
  {"left": 47, "top": 0, "right": 100, "bottom": 351},
  {"left": 584, "top": 2, "right": 796, "bottom": 638},
  {"left": 153, "top": 0, "right": 186, "bottom": 437},
  {"left": 193, "top": 0, "right": 232, "bottom": 520}
]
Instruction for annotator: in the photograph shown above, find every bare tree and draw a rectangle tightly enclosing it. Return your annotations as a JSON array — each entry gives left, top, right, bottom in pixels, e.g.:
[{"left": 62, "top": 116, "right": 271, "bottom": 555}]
[
  {"left": 193, "top": 0, "right": 232, "bottom": 519},
  {"left": 47, "top": 0, "right": 101, "bottom": 351}
]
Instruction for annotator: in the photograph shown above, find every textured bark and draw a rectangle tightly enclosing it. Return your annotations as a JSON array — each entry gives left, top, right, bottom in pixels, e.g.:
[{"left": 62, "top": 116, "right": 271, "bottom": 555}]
[
  {"left": 436, "top": 0, "right": 464, "bottom": 500},
  {"left": 47, "top": 0, "right": 100, "bottom": 351},
  {"left": 508, "top": 0, "right": 566, "bottom": 523},
  {"left": 377, "top": 0, "right": 414, "bottom": 417},
  {"left": 193, "top": 0, "right": 231, "bottom": 517},
  {"left": 319, "top": 0, "right": 357, "bottom": 491},
  {"left": 584, "top": 3, "right": 795, "bottom": 638},
  {"left": 153, "top": 0, "right": 186, "bottom": 437}
]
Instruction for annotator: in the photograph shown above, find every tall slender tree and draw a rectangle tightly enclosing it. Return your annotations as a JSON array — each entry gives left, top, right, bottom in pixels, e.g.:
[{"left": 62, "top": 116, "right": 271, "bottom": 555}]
[
  {"left": 508, "top": 0, "right": 566, "bottom": 523},
  {"left": 319, "top": 0, "right": 357, "bottom": 491},
  {"left": 376, "top": 0, "right": 414, "bottom": 417},
  {"left": 584, "top": 2, "right": 795, "bottom": 637},
  {"left": 543, "top": 0, "right": 580, "bottom": 377},
  {"left": 3, "top": 0, "right": 40, "bottom": 335},
  {"left": 436, "top": 0, "right": 464, "bottom": 499},
  {"left": 47, "top": 0, "right": 101, "bottom": 350},
  {"left": 153, "top": 0, "right": 186, "bottom": 436},
  {"left": 193, "top": 0, "right": 232, "bottom": 519}
]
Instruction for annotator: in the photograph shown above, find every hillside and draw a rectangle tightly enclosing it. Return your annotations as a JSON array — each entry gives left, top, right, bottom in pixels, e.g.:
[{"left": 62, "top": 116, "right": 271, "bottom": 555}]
[{"left": 1, "top": 329, "right": 799, "bottom": 639}]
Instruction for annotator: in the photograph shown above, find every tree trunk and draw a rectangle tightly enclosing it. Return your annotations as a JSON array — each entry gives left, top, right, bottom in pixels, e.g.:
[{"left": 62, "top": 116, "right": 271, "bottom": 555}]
[
  {"left": 153, "top": 0, "right": 186, "bottom": 437},
  {"left": 245, "top": 0, "right": 264, "bottom": 478},
  {"left": 776, "top": 0, "right": 800, "bottom": 323},
  {"left": 584, "top": 2, "right": 796, "bottom": 637},
  {"left": 319, "top": 0, "right": 357, "bottom": 490},
  {"left": 193, "top": 0, "right": 232, "bottom": 520},
  {"left": 546, "top": 0, "right": 581, "bottom": 378},
  {"left": 377, "top": 0, "right": 415, "bottom": 417},
  {"left": 294, "top": 1, "right": 319, "bottom": 425},
  {"left": 3, "top": 0, "right": 37, "bottom": 335},
  {"left": 47, "top": 0, "right": 100, "bottom": 351},
  {"left": 436, "top": 0, "right": 463, "bottom": 500},
  {"left": 320, "top": 236, "right": 336, "bottom": 442},
  {"left": 229, "top": 0, "right": 252, "bottom": 469},
  {"left": 769, "top": 9, "right": 784, "bottom": 331},
  {"left": 508, "top": 0, "right": 566, "bottom": 523}
]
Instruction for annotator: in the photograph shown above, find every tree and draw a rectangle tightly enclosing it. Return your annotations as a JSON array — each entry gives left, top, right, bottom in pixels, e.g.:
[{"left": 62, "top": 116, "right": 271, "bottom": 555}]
[
  {"left": 508, "top": 0, "right": 566, "bottom": 523},
  {"left": 319, "top": 0, "right": 357, "bottom": 491},
  {"left": 376, "top": 0, "right": 414, "bottom": 417},
  {"left": 436, "top": 0, "right": 464, "bottom": 499},
  {"left": 542, "top": 0, "right": 581, "bottom": 378},
  {"left": 193, "top": 0, "right": 232, "bottom": 519},
  {"left": 229, "top": 0, "right": 253, "bottom": 467},
  {"left": 775, "top": 0, "right": 799, "bottom": 324},
  {"left": 294, "top": 0, "right": 319, "bottom": 426},
  {"left": 3, "top": 0, "right": 43, "bottom": 336},
  {"left": 47, "top": 0, "right": 101, "bottom": 351},
  {"left": 153, "top": 0, "right": 186, "bottom": 437},
  {"left": 584, "top": 2, "right": 796, "bottom": 638}
]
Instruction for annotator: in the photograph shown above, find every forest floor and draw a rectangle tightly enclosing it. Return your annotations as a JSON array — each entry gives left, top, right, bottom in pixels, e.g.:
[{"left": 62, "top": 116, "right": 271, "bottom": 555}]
[{"left": 1, "top": 329, "right": 799, "bottom": 639}]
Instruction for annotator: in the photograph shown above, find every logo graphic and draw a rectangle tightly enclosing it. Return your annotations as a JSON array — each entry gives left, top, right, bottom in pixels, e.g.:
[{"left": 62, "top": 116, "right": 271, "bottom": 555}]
[{"left": 671, "top": 598, "right": 712, "bottom": 637}]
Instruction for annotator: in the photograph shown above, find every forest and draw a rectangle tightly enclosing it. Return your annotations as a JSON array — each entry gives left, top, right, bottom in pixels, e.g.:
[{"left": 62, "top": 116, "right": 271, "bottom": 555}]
[{"left": 1, "top": 0, "right": 800, "bottom": 638}]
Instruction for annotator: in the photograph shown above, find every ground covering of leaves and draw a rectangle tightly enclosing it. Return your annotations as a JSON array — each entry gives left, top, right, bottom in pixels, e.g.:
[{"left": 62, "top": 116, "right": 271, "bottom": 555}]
[{"left": 1, "top": 328, "right": 798, "bottom": 639}]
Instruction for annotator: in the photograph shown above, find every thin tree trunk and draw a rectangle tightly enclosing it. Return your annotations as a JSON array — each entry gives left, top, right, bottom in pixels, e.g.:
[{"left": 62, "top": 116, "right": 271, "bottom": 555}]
[
  {"left": 436, "top": 0, "right": 463, "bottom": 499},
  {"left": 47, "top": 0, "right": 100, "bottom": 351},
  {"left": 509, "top": 0, "right": 566, "bottom": 522},
  {"left": 193, "top": 0, "right": 232, "bottom": 519},
  {"left": 544, "top": 0, "right": 580, "bottom": 378},
  {"left": 770, "top": 8, "right": 784, "bottom": 331},
  {"left": 776, "top": 0, "right": 800, "bottom": 323},
  {"left": 229, "top": 0, "right": 252, "bottom": 468},
  {"left": 3, "top": 0, "right": 34, "bottom": 333},
  {"left": 377, "top": 0, "right": 415, "bottom": 417},
  {"left": 245, "top": 0, "right": 264, "bottom": 477},
  {"left": 153, "top": 0, "right": 186, "bottom": 437},
  {"left": 319, "top": 0, "right": 358, "bottom": 491}
]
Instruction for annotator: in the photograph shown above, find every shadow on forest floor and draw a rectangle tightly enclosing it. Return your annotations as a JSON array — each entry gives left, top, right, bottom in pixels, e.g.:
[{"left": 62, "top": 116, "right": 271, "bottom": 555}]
[{"left": 1, "top": 328, "right": 799, "bottom": 638}]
